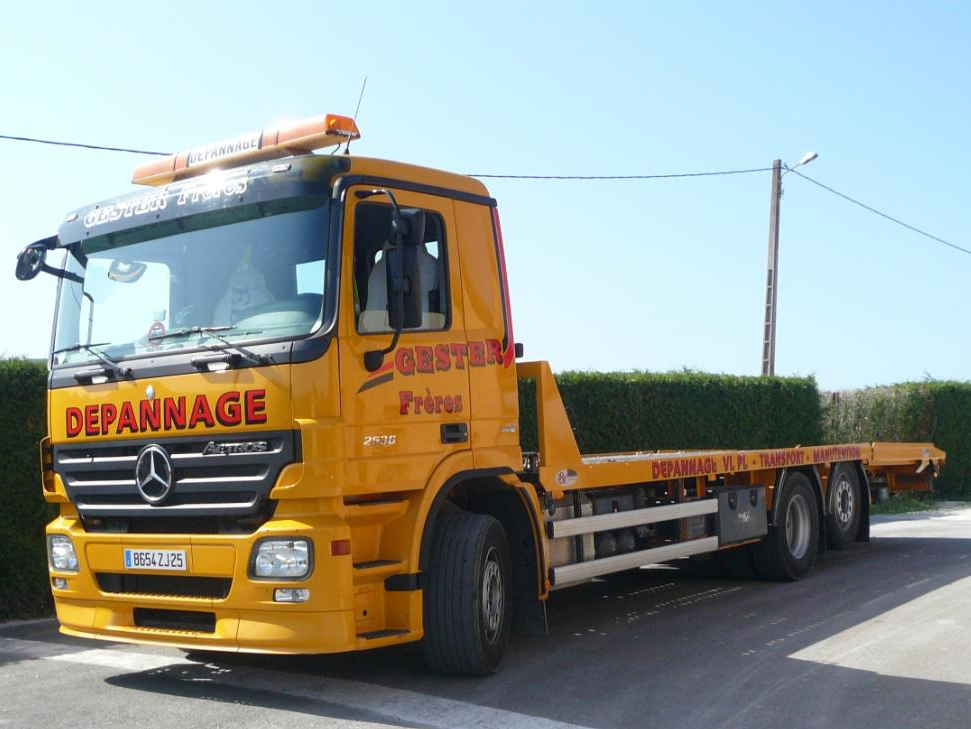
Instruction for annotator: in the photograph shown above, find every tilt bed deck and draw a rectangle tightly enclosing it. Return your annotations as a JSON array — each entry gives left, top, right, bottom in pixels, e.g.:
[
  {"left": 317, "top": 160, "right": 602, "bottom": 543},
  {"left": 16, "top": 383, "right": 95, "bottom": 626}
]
[{"left": 519, "top": 360, "right": 943, "bottom": 497}]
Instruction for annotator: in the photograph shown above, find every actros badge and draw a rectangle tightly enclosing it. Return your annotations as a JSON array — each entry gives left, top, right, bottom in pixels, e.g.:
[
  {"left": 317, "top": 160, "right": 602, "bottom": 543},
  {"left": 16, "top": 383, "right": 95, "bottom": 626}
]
[{"left": 135, "top": 444, "right": 174, "bottom": 505}]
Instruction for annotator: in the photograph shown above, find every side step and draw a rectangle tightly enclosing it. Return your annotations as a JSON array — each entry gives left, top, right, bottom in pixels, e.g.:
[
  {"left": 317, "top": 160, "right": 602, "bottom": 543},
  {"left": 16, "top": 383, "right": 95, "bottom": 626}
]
[
  {"left": 552, "top": 536, "right": 719, "bottom": 586},
  {"left": 357, "top": 629, "right": 409, "bottom": 640},
  {"left": 550, "top": 499, "right": 717, "bottom": 538}
]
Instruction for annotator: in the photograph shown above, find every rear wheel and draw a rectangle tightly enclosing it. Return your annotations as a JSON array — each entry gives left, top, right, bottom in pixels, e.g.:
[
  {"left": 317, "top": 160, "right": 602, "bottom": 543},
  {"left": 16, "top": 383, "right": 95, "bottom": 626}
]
[
  {"left": 751, "top": 473, "right": 819, "bottom": 581},
  {"left": 422, "top": 512, "right": 511, "bottom": 676},
  {"left": 827, "top": 464, "right": 861, "bottom": 549}
]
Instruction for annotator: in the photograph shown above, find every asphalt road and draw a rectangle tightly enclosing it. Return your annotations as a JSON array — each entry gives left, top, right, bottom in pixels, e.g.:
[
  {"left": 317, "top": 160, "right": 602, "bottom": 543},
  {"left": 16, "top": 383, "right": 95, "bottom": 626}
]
[{"left": 4, "top": 506, "right": 971, "bottom": 729}]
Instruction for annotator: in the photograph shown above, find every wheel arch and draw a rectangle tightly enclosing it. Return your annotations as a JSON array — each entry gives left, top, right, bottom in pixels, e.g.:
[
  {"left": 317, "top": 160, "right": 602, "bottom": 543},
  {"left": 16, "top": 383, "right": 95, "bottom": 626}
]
[{"left": 415, "top": 468, "right": 548, "bottom": 635}]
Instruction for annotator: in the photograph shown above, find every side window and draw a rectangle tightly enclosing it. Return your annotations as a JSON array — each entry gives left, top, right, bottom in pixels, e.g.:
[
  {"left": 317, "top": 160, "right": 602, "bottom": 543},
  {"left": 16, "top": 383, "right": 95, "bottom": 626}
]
[{"left": 353, "top": 201, "right": 449, "bottom": 333}]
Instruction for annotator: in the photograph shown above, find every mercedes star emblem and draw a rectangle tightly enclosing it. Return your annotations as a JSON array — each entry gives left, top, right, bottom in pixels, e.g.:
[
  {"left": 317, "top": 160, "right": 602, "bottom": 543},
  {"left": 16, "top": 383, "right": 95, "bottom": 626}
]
[{"left": 135, "top": 444, "right": 174, "bottom": 505}]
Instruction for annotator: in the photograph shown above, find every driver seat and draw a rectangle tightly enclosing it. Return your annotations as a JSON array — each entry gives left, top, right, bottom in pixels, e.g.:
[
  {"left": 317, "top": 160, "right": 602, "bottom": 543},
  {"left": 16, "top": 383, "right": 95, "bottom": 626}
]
[
  {"left": 213, "top": 264, "right": 275, "bottom": 326},
  {"left": 358, "top": 244, "right": 442, "bottom": 332}
]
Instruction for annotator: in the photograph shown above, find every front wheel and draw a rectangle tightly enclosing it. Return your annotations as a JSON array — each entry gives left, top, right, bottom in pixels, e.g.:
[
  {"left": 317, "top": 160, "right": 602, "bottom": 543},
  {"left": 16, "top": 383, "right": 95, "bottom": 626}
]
[
  {"left": 751, "top": 473, "right": 820, "bottom": 581},
  {"left": 422, "top": 512, "right": 512, "bottom": 676}
]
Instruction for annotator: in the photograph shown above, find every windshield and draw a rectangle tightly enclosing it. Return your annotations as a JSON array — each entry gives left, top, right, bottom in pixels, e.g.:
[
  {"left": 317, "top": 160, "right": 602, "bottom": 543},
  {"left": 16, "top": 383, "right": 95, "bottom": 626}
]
[{"left": 53, "top": 199, "right": 329, "bottom": 366}]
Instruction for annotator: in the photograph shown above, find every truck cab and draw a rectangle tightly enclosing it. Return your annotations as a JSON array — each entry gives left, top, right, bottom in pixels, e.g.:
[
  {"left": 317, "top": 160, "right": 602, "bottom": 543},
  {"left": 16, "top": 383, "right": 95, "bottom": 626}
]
[{"left": 20, "top": 115, "right": 540, "bottom": 674}]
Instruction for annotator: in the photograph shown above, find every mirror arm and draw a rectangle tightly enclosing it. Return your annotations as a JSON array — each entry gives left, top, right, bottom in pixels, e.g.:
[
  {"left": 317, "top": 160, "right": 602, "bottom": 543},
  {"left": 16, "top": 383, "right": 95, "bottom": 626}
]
[{"left": 44, "top": 263, "right": 83, "bottom": 284}]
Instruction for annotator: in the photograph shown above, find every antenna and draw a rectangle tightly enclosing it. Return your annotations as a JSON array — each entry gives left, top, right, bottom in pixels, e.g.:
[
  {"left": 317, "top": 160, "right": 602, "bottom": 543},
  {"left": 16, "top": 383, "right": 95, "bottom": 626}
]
[{"left": 343, "top": 75, "right": 367, "bottom": 155}]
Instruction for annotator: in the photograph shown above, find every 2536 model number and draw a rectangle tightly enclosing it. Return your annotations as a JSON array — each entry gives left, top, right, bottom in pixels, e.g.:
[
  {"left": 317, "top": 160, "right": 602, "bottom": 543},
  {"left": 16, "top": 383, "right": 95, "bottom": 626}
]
[{"left": 363, "top": 435, "right": 397, "bottom": 446}]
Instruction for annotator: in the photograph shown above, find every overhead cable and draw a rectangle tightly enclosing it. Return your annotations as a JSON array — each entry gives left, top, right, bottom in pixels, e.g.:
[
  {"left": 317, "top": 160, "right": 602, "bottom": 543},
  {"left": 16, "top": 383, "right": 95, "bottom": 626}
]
[
  {"left": 0, "top": 133, "right": 170, "bottom": 156},
  {"left": 466, "top": 167, "right": 773, "bottom": 180},
  {"left": 788, "top": 168, "right": 971, "bottom": 258},
  {"left": 2, "top": 132, "right": 965, "bottom": 257}
]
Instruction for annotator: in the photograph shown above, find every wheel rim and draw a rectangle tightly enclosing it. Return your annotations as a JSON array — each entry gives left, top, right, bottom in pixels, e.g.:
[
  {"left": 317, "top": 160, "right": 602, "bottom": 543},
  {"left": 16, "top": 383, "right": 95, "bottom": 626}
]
[
  {"left": 785, "top": 494, "right": 811, "bottom": 560},
  {"left": 834, "top": 476, "right": 854, "bottom": 526},
  {"left": 481, "top": 547, "right": 504, "bottom": 644}
]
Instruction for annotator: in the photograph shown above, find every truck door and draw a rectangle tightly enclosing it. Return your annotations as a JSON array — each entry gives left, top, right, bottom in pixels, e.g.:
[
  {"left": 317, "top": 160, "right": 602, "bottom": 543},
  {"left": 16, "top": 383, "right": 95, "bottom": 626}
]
[{"left": 338, "top": 186, "right": 470, "bottom": 493}]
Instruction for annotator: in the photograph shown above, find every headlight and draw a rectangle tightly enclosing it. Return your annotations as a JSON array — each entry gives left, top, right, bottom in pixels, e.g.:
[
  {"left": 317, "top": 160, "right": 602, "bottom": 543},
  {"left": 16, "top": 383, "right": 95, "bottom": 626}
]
[
  {"left": 252, "top": 539, "right": 311, "bottom": 579},
  {"left": 48, "top": 535, "right": 79, "bottom": 573}
]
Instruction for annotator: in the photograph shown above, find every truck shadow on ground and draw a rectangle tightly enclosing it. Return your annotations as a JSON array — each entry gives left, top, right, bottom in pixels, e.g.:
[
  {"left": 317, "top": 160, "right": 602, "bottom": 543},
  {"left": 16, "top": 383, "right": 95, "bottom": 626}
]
[{"left": 105, "top": 534, "right": 971, "bottom": 729}]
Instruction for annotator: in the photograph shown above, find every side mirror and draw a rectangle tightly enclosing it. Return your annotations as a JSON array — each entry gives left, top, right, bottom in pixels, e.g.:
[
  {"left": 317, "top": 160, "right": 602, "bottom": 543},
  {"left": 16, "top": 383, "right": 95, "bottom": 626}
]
[
  {"left": 15, "top": 243, "right": 47, "bottom": 281},
  {"left": 354, "top": 190, "right": 429, "bottom": 372},
  {"left": 14, "top": 236, "right": 76, "bottom": 283},
  {"left": 385, "top": 209, "right": 426, "bottom": 330}
]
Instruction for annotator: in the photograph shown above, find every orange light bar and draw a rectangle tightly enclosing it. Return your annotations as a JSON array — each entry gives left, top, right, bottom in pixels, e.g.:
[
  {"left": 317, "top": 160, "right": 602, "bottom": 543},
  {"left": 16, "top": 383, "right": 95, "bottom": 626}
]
[{"left": 132, "top": 113, "right": 361, "bottom": 186}]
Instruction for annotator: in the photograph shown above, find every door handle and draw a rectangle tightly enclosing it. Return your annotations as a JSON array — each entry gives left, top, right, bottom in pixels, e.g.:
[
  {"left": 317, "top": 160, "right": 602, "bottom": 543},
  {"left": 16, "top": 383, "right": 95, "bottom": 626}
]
[{"left": 441, "top": 423, "right": 468, "bottom": 444}]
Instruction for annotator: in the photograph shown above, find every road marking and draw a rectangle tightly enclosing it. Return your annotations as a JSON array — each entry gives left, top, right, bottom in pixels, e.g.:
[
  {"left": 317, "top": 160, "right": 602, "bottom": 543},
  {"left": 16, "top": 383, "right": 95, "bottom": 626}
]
[
  {"left": 46, "top": 647, "right": 193, "bottom": 671},
  {"left": 2, "top": 636, "right": 592, "bottom": 729}
]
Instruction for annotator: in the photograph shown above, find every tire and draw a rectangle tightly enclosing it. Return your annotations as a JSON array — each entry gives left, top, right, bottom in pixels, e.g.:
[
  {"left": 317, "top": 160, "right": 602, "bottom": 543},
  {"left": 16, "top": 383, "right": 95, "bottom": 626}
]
[
  {"left": 422, "top": 512, "right": 512, "bottom": 676},
  {"left": 750, "top": 472, "right": 819, "bottom": 581},
  {"left": 827, "top": 464, "right": 861, "bottom": 549}
]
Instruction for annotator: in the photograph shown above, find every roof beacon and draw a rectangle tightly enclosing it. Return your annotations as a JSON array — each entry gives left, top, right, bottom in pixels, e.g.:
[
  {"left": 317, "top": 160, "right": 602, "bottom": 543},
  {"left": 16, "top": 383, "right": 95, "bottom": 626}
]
[{"left": 131, "top": 113, "right": 360, "bottom": 186}]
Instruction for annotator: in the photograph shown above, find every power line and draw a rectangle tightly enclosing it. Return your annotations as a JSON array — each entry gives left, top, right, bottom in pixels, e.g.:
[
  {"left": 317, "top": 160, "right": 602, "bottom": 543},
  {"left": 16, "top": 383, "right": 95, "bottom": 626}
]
[
  {"left": 788, "top": 168, "right": 971, "bottom": 258},
  {"left": 2, "top": 131, "right": 966, "bottom": 258},
  {"left": 0, "top": 135, "right": 768, "bottom": 180},
  {"left": 466, "top": 167, "right": 773, "bottom": 179},
  {"left": 0, "top": 133, "right": 169, "bottom": 156}
]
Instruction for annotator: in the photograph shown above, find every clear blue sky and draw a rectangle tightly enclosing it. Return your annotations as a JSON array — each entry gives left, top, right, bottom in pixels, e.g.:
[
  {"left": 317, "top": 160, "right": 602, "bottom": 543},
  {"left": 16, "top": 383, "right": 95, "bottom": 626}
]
[{"left": 2, "top": 1, "right": 968, "bottom": 390}]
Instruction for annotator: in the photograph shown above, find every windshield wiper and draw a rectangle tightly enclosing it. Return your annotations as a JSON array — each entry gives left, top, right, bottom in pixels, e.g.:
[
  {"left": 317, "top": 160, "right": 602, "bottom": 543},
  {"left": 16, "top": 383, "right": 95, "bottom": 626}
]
[
  {"left": 151, "top": 325, "right": 235, "bottom": 342},
  {"left": 54, "top": 342, "right": 132, "bottom": 380},
  {"left": 53, "top": 341, "right": 111, "bottom": 354},
  {"left": 157, "top": 326, "right": 270, "bottom": 366}
]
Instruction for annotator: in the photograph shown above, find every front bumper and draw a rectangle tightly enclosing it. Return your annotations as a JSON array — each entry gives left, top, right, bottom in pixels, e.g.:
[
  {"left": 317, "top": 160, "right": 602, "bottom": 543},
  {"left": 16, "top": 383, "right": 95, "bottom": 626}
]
[{"left": 46, "top": 515, "right": 364, "bottom": 654}]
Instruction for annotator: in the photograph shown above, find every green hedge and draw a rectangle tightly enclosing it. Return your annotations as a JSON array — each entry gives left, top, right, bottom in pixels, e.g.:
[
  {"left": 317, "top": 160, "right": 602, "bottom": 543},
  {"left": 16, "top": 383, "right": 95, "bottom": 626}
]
[
  {"left": 519, "top": 370, "right": 823, "bottom": 455},
  {"left": 0, "top": 359, "right": 54, "bottom": 620},
  {"left": 823, "top": 382, "right": 971, "bottom": 497}
]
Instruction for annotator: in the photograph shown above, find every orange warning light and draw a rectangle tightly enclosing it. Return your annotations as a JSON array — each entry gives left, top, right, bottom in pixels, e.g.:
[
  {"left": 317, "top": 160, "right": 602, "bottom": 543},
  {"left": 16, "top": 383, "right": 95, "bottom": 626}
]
[{"left": 132, "top": 113, "right": 361, "bottom": 186}]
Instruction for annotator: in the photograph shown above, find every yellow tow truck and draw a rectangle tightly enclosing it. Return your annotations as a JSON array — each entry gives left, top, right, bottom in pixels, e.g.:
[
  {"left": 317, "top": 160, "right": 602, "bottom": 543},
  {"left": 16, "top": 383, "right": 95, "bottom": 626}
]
[{"left": 15, "top": 113, "right": 945, "bottom": 675}]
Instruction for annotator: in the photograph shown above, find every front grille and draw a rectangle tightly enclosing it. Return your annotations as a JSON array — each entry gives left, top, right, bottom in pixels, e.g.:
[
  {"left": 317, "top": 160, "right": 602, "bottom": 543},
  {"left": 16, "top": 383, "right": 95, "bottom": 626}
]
[
  {"left": 81, "top": 511, "right": 273, "bottom": 535},
  {"left": 54, "top": 430, "right": 298, "bottom": 522},
  {"left": 77, "top": 491, "right": 257, "bottom": 507},
  {"left": 97, "top": 573, "right": 232, "bottom": 599},
  {"left": 133, "top": 607, "right": 216, "bottom": 633}
]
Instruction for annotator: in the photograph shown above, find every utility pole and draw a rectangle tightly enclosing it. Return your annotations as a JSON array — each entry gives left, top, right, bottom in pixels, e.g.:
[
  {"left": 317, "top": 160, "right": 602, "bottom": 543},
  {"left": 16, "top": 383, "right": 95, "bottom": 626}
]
[{"left": 761, "top": 159, "right": 783, "bottom": 376}]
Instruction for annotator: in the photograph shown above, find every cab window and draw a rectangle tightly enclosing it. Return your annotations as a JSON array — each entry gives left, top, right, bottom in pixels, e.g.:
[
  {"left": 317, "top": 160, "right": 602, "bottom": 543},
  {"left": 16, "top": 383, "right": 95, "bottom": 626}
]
[{"left": 353, "top": 202, "right": 449, "bottom": 333}]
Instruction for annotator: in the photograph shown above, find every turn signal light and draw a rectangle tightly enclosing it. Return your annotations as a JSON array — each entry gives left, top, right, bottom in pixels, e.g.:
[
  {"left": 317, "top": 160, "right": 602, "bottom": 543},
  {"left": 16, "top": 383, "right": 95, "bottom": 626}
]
[
  {"left": 132, "top": 113, "right": 361, "bottom": 186},
  {"left": 39, "top": 436, "right": 55, "bottom": 493},
  {"left": 331, "top": 539, "right": 351, "bottom": 556}
]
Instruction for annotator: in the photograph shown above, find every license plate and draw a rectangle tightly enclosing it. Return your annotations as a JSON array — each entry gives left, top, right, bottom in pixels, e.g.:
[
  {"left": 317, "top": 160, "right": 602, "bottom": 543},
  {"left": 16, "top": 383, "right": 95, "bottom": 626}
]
[{"left": 124, "top": 548, "right": 187, "bottom": 571}]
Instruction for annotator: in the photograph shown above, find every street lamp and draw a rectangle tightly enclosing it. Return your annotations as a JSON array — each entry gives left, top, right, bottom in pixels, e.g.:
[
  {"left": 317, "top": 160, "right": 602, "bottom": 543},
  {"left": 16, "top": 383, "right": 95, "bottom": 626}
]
[{"left": 760, "top": 151, "right": 818, "bottom": 376}]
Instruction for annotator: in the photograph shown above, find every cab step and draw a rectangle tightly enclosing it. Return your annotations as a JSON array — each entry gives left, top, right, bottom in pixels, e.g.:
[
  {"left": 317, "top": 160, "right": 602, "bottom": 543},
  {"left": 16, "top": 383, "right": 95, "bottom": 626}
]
[
  {"left": 352, "top": 559, "right": 406, "bottom": 586},
  {"left": 353, "top": 559, "right": 400, "bottom": 570},
  {"left": 357, "top": 629, "right": 409, "bottom": 640},
  {"left": 343, "top": 497, "right": 409, "bottom": 525}
]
